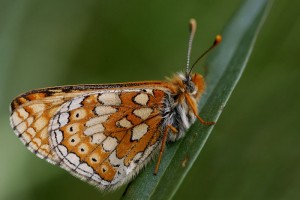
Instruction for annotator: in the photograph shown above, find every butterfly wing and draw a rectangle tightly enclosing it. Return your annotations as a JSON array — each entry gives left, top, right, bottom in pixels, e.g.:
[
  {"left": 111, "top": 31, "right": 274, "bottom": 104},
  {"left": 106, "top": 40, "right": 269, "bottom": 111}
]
[
  {"left": 10, "top": 87, "right": 90, "bottom": 163},
  {"left": 10, "top": 84, "right": 169, "bottom": 189},
  {"left": 49, "top": 88, "right": 167, "bottom": 189}
]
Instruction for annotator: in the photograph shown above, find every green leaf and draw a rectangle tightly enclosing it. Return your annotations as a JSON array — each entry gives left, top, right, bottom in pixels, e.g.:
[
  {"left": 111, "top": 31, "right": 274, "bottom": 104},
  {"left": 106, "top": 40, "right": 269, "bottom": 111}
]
[{"left": 121, "top": 0, "right": 271, "bottom": 199}]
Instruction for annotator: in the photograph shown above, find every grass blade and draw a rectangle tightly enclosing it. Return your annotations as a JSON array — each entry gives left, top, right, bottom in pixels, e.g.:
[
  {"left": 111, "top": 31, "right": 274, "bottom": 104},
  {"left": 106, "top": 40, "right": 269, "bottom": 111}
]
[{"left": 121, "top": 0, "right": 271, "bottom": 199}]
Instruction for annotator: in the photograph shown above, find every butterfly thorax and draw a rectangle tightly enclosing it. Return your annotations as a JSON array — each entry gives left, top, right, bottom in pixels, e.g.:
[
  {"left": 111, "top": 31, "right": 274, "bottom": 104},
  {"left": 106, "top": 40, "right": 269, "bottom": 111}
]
[{"left": 162, "top": 73, "right": 205, "bottom": 141}]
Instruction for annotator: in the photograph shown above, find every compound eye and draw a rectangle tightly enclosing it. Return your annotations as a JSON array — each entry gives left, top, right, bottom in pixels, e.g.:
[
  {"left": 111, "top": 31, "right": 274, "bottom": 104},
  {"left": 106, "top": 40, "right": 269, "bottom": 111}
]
[{"left": 187, "top": 82, "right": 196, "bottom": 94}]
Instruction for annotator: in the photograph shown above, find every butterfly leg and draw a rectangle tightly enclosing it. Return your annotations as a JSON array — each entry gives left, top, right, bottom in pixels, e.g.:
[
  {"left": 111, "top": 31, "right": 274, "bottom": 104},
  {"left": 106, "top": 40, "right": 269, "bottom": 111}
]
[
  {"left": 154, "top": 124, "right": 178, "bottom": 175},
  {"left": 184, "top": 93, "right": 215, "bottom": 125}
]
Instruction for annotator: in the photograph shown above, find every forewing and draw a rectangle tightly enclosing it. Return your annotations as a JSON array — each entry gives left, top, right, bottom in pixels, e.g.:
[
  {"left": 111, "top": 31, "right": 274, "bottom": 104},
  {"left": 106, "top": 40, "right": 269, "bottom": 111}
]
[
  {"left": 10, "top": 88, "right": 88, "bottom": 163},
  {"left": 49, "top": 88, "right": 166, "bottom": 189}
]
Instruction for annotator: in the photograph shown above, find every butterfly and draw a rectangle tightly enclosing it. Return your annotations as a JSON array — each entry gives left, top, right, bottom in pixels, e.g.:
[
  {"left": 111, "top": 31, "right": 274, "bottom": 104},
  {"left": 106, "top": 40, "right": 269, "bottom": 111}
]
[{"left": 9, "top": 19, "right": 221, "bottom": 190}]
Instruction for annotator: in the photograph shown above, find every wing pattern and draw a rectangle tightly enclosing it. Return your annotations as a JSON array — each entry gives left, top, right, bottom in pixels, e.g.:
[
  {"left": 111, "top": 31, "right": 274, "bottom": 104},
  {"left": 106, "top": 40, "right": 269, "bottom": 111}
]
[
  {"left": 10, "top": 86, "right": 167, "bottom": 189},
  {"left": 10, "top": 89, "right": 87, "bottom": 163}
]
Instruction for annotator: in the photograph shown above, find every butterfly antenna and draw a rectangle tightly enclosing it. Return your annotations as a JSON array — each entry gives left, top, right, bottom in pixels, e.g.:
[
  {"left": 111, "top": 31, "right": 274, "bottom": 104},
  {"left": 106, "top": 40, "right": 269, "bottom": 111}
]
[
  {"left": 187, "top": 34, "right": 222, "bottom": 77},
  {"left": 185, "top": 18, "right": 197, "bottom": 78}
]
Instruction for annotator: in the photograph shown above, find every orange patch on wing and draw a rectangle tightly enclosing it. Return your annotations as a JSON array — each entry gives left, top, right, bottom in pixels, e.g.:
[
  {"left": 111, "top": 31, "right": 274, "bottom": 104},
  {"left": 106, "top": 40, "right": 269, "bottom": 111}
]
[
  {"left": 101, "top": 105, "right": 140, "bottom": 134},
  {"left": 86, "top": 148, "right": 109, "bottom": 167},
  {"left": 110, "top": 130, "right": 127, "bottom": 141},
  {"left": 26, "top": 93, "right": 48, "bottom": 101},
  {"left": 82, "top": 94, "right": 99, "bottom": 106},
  {"left": 66, "top": 136, "right": 92, "bottom": 157},
  {"left": 17, "top": 97, "right": 28, "bottom": 105},
  {"left": 125, "top": 116, "right": 162, "bottom": 165},
  {"left": 96, "top": 160, "right": 116, "bottom": 182},
  {"left": 152, "top": 90, "right": 165, "bottom": 103},
  {"left": 119, "top": 92, "right": 139, "bottom": 107},
  {"left": 116, "top": 130, "right": 136, "bottom": 160}
]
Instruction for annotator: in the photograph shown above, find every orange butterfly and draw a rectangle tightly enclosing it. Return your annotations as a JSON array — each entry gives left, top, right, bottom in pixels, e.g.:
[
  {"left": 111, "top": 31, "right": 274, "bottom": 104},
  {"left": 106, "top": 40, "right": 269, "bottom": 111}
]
[{"left": 9, "top": 19, "right": 221, "bottom": 190}]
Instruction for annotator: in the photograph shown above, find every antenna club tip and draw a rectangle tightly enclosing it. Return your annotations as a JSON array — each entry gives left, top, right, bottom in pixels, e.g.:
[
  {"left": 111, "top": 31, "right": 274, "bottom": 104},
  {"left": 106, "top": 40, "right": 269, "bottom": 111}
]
[
  {"left": 189, "top": 18, "right": 197, "bottom": 30},
  {"left": 214, "top": 34, "right": 222, "bottom": 45},
  {"left": 189, "top": 18, "right": 197, "bottom": 24}
]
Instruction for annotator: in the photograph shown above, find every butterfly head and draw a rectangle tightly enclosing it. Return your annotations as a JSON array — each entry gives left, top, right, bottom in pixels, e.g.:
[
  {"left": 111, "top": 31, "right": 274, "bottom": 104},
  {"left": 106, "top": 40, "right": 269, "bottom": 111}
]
[
  {"left": 170, "top": 72, "right": 205, "bottom": 101},
  {"left": 183, "top": 73, "right": 205, "bottom": 100}
]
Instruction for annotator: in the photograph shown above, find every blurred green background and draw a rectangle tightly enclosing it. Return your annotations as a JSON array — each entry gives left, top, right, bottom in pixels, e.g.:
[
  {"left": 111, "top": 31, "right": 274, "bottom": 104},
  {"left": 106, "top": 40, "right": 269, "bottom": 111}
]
[{"left": 1, "top": 0, "right": 299, "bottom": 199}]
